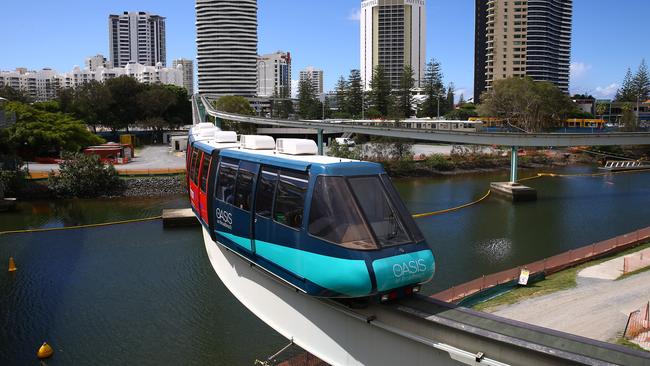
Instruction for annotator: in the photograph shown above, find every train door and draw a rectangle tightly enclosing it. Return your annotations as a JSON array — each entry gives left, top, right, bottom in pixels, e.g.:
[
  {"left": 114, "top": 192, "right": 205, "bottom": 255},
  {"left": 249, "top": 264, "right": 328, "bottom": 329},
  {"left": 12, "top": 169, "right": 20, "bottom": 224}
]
[
  {"left": 213, "top": 157, "right": 258, "bottom": 254},
  {"left": 253, "top": 168, "right": 309, "bottom": 257},
  {"left": 198, "top": 153, "right": 213, "bottom": 222},
  {"left": 188, "top": 149, "right": 201, "bottom": 212}
]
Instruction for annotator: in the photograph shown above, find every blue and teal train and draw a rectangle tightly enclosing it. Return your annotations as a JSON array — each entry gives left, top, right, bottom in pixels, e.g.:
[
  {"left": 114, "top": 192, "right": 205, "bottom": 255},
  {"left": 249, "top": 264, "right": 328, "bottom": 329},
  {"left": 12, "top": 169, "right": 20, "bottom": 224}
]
[{"left": 187, "top": 129, "right": 435, "bottom": 299}]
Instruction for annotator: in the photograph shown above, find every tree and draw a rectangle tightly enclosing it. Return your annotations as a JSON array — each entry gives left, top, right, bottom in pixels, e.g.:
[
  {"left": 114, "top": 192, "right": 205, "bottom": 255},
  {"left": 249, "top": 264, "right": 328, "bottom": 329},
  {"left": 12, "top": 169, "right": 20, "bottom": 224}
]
[
  {"left": 73, "top": 80, "right": 113, "bottom": 133},
  {"left": 621, "top": 103, "right": 637, "bottom": 131},
  {"left": 458, "top": 94, "right": 466, "bottom": 105},
  {"left": 297, "top": 79, "right": 321, "bottom": 119},
  {"left": 346, "top": 69, "right": 364, "bottom": 119},
  {"left": 369, "top": 65, "right": 392, "bottom": 117},
  {"left": 446, "top": 82, "right": 456, "bottom": 111},
  {"left": 632, "top": 59, "right": 650, "bottom": 101},
  {"left": 0, "top": 86, "right": 32, "bottom": 104},
  {"left": 48, "top": 153, "right": 124, "bottom": 198},
  {"left": 5, "top": 102, "right": 104, "bottom": 158},
  {"left": 615, "top": 68, "right": 636, "bottom": 102},
  {"left": 272, "top": 85, "right": 293, "bottom": 119},
  {"left": 394, "top": 65, "right": 415, "bottom": 119},
  {"left": 162, "top": 85, "right": 192, "bottom": 128},
  {"left": 420, "top": 59, "right": 446, "bottom": 118},
  {"left": 595, "top": 103, "right": 608, "bottom": 119},
  {"left": 478, "top": 77, "right": 575, "bottom": 132},
  {"left": 214, "top": 95, "right": 256, "bottom": 134},
  {"left": 333, "top": 76, "right": 349, "bottom": 118},
  {"left": 136, "top": 84, "right": 177, "bottom": 136},
  {"left": 105, "top": 76, "right": 144, "bottom": 131}
]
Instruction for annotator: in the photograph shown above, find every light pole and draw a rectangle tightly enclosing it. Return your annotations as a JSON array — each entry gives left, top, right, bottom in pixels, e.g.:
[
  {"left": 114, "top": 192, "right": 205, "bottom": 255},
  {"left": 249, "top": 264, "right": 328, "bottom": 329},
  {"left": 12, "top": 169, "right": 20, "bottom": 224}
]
[{"left": 437, "top": 94, "right": 440, "bottom": 118}]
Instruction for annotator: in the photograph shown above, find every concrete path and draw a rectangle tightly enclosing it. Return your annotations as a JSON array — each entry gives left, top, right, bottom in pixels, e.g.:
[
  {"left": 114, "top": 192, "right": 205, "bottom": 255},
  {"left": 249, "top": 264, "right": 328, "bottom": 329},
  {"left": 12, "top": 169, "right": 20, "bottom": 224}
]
[
  {"left": 27, "top": 146, "right": 185, "bottom": 173},
  {"left": 578, "top": 247, "right": 650, "bottom": 280},
  {"left": 490, "top": 265, "right": 650, "bottom": 342}
]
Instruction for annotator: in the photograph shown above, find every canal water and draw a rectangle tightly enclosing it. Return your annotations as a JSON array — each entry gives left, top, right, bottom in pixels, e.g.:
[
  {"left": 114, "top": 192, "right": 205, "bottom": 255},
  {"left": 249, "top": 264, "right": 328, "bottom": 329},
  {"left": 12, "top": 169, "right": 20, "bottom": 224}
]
[{"left": 2, "top": 167, "right": 650, "bottom": 365}]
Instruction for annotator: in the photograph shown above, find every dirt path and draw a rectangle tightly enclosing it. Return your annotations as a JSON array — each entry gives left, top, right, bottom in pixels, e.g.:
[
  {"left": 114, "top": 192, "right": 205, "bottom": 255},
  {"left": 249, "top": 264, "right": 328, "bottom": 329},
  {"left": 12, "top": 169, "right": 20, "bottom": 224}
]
[{"left": 490, "top": 269, "right": 650, "bottom": 342}]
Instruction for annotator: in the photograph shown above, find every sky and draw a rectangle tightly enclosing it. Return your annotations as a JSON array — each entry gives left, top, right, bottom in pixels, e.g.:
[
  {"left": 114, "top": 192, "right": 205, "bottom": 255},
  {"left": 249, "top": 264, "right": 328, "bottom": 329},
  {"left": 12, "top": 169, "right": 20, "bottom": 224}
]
[{"left": 0, "top": 0, "right": 648, "bottom": 101}]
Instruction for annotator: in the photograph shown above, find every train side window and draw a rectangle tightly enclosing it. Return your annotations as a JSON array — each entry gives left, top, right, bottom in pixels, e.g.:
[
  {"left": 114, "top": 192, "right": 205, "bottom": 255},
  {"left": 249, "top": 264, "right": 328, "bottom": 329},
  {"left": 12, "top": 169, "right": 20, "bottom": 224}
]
[
  {"left": 190, "top": 150, "right": 200, "bottom": 185},
  {"left": 215, "top": 157, "right": 238, "bottom": 204},
  {"left": 274, "top": 170, "right": 308, "bottom": 229},
  {"left": 255, "top": 168, "right": 278, "bottom": 218},
  {"left": 199, "top": 154, "right": 212, "bottom": 193},
  {"left": 234, "top": 169, "right": 254, "bottom": 211},
  {"left": 308, "top": 176, "right": 377, "bottom": 250}
]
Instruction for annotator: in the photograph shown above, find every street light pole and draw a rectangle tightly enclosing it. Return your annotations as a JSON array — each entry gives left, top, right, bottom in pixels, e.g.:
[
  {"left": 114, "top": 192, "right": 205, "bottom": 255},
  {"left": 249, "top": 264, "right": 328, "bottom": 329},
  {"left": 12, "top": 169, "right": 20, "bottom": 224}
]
[{"left": 437, "top": 94, "right": 440, "bottom": 118}]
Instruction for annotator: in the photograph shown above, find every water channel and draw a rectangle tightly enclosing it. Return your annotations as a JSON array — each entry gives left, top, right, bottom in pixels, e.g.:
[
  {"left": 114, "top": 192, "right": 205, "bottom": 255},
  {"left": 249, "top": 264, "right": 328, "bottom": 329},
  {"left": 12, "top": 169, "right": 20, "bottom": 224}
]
[{"left": 2, "top": 167, "right": 650, "bottom": 365}]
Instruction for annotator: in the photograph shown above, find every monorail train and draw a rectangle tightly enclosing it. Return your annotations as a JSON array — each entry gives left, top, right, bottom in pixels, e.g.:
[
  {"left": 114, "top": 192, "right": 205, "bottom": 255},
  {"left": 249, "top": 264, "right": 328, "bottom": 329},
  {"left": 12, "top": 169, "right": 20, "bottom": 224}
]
[{"left": 187, "top": 123, "right": 435, "bottom": 299}]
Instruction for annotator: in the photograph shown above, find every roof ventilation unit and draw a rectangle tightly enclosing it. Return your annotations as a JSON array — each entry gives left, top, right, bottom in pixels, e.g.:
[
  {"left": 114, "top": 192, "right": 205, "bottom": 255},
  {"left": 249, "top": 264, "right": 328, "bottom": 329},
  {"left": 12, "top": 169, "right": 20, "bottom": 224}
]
[
  {"left": 241, "top": 135, "right": 275, "bottom": 150},
  {"left": 213, "top": 131, "right": 238, "bottom": 143},
  {"left": 276, "top": 139, "right": 318, "bottom": 155}
]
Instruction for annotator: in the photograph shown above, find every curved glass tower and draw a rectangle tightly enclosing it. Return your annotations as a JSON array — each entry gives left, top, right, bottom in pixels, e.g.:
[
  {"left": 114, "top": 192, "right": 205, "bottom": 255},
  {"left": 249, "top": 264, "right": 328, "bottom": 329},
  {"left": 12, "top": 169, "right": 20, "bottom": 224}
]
[{"left": 196, "top": 0, "right": 258, "bottom": 97}]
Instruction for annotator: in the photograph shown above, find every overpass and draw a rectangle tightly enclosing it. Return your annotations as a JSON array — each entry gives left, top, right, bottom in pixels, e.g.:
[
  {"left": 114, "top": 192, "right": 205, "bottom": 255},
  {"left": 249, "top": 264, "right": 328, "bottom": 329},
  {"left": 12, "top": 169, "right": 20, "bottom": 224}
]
[
  {"left": 193, "top": 95, "right": 650, "bottom": 365},
  {"left": 196, "top": 95, "right": 650, "bottom": 183}
]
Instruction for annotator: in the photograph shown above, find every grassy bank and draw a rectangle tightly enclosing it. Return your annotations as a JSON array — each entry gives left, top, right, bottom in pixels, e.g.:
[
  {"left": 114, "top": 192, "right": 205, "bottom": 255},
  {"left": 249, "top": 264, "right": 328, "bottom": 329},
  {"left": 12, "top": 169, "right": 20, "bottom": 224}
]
[{"left": 473, "top": 241, "right": 650, "bottom": 312}]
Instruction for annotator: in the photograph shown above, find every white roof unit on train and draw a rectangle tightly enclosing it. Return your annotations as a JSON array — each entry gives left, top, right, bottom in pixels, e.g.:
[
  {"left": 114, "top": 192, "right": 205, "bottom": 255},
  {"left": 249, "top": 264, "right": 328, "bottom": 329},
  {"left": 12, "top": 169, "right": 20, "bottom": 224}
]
[
  {"left": 213, "top": 131, "right": 238, "bottom": 143},
  {"left": 276, "top": 139, "right": 318, "bottom": 155},
  {"left": 241, "top": 135, "right": 275, "bottom": 150}
]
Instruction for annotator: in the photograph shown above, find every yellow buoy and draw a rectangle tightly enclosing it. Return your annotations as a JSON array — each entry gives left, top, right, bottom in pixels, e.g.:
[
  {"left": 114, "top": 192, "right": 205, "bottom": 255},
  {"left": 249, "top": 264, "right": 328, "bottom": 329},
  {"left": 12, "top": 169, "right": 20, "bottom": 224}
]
[
  {"left": 37, "top": 342, "right": 54, "bottom": 359},
  {"left": 8, "top": 257, "right": 17, "bottom": 272}
]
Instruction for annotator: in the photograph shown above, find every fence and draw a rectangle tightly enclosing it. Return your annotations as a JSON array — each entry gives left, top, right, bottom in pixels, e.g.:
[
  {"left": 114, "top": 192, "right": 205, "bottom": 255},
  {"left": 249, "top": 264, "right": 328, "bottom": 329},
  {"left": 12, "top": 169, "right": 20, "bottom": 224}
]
[
  {"left": 624, "top": 302, "right": 650, "bottom": 350},
  {"left": 432, "top": 226, "right": 650, "bottom": 304},
  {"left": 623, "top": 249, "right": 650, "bottom": 274},
  {"left": 29, "top": 168, "right": 186, "bottom": 180}
]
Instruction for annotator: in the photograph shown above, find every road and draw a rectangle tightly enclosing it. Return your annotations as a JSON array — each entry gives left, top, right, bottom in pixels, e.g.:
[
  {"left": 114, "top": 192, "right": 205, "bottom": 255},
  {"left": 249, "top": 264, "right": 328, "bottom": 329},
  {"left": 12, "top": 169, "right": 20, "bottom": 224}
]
[{"left": 490, "top": 265, "right": 650, "bottom": 342}]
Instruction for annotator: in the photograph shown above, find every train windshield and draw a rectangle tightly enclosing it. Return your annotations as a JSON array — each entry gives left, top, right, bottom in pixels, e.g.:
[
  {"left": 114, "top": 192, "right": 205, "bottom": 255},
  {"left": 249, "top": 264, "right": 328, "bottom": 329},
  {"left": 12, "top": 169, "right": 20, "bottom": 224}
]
[{"left": 308, "top": 175, "right": 420, "bottom": 250}]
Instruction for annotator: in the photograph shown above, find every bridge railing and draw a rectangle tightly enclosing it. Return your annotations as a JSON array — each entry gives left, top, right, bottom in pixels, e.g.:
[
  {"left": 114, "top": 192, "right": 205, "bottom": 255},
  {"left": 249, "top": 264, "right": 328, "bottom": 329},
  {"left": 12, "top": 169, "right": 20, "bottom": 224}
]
[{"left": 432, "top": 226, "right": 650, "bottom": 303}]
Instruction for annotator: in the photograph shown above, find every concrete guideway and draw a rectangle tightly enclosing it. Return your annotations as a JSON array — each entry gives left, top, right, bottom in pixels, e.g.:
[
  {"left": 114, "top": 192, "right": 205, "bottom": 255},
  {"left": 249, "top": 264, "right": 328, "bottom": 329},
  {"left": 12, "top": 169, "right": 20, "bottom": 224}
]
[
  {"left": 202, "top": 227, "right": 650, "bottom": 366},
  {"left": 198, "top": 95, "right": 650, "bottom": 148},
  {"left": 491, "top": 261, "right": 650, "bottom": 345}
]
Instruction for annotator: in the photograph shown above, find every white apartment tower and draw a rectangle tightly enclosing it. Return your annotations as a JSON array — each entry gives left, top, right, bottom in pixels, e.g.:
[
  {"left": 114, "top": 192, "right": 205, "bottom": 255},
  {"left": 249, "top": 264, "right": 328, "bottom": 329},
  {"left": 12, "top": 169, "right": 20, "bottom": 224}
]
[
  {"left": 173, "top": 58, "right": 195, "bottom": 95},
  {"left": 85, "top": 54, "right": 108, "bottom": 71},
  {"left": 196, "top": 0, "right": 258, "bottom": 97},
  {"left": 299, "top": 67, "right": 324, "bottom": 97},
  {"left": 109, "top": 11, "right": 167, "bottom": 68},
  {"left": 257, "top": 51, "right": 292, "bottom": 98},
  {"left": 360, "top": 0, "right": 426, "bottom": 90}
]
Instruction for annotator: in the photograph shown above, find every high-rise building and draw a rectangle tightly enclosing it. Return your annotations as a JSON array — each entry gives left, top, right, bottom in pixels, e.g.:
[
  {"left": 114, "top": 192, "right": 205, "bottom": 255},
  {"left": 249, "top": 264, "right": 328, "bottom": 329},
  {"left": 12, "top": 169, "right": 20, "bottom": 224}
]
[
  {"left": 172, "top": 58, "right": 194, "bottom": 95},
  {"left": 299, "top": 67, "right": 324, "bottom": 97},
  {"left": 360, "top": 0, "right": 426, "bottom": 91},
  {"left": 474, "top": 0, "right": 572, "bottom": 101},
  {"left": 257, "top": 51, "right": 292, "bottom": 98},
  {"left": 196, "top": 0, "right": 258, "bottom": 97},
  {"left": 86, "top": 54, "right": 108, "bottom": 71},
  {"left": 109, "top": 11, "right": 167, "bottom": 68}
]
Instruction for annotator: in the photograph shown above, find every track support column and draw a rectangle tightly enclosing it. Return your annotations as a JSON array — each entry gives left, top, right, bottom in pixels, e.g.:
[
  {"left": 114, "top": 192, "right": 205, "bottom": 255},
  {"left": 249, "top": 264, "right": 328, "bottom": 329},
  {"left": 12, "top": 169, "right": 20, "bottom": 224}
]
[
  {"left": 317, "top": 129, "right": 324, "bottom": 155},
  {"left": 510, "top": 146, "right": 518, "bottom": 183},
  {"left": 215, "top": 117, "right": 223, "bottom": 129}
]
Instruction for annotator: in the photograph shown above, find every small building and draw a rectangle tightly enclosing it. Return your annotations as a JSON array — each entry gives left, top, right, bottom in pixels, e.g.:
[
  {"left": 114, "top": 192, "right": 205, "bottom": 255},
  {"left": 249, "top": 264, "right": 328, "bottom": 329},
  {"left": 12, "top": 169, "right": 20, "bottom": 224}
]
[
  {"left": 84, "top": 143, "right": 133, "bottom": 164},
  {"left": 170, "top": 135, "right": 188, "bottom": 152}
]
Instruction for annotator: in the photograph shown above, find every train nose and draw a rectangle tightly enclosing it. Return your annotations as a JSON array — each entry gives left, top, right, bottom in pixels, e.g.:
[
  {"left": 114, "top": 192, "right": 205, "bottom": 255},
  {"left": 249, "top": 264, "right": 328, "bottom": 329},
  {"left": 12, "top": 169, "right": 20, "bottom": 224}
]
[{"left": 371, "top": 250, "right": 435, "bottom": 293}]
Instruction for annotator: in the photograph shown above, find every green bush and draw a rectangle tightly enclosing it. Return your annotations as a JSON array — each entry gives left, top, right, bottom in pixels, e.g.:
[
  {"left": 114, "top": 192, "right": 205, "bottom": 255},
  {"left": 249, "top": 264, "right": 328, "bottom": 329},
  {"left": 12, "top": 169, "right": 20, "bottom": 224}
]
[
  {"left": 48, "top": 153, "right": 125, "bottom": 198},
  {"left": 426, "top": 154, "right": 455, "bottom": 171},
  {"left": 0, "top": 165, "right": 28, "bottom": 197}
]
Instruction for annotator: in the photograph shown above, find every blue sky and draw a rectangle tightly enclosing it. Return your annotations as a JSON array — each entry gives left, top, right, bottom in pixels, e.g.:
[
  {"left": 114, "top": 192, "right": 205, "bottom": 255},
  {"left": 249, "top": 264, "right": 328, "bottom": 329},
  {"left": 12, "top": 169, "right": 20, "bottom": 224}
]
[{"left": 1, "top": 0, "right": 648, "bottom": 100}]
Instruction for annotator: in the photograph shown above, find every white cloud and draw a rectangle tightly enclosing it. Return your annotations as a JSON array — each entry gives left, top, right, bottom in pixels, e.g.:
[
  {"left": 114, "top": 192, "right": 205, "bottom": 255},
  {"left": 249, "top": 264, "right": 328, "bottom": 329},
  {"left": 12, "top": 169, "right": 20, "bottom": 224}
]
[
  {"left": 570, "top": 62, "right": 592, "bottom": 80},
  {"left": 348, "top": 8, "right": 361, "bottom": 21},
  {"left": 593, "top": 83, "right": 619, "bottom": 99}
]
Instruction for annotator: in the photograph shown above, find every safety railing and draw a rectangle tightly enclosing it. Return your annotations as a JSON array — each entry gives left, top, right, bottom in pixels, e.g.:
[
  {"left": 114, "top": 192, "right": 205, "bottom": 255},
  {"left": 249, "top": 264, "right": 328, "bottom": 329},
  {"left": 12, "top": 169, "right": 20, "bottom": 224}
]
[
  {"left": 432, "top": 226, "right": 650, "bottom": 303},
  {"left": 624, "top": 248, "right": 650, "bottom": 274}
]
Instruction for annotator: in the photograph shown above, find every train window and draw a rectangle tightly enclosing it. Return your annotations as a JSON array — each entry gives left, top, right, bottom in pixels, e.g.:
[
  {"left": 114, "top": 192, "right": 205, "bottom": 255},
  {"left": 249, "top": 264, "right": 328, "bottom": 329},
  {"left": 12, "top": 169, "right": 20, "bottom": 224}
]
[
  {"left": 255, "top": 168, "right": 278, "bottom": 218},
  {"left": 215, "top": 158, "right": 238, "bottom": 204},
  {"left": 348, "top": 176, "right": 411, "bottom": 247},
  {"left": 274, "top": 170, "right": 308, "bottom": 229},
  {"left": 234, "top": 169, "right": 254, "bottom": 211},
  {"left": 190, "top": 150, "right": 200, "bottom": 185},
  {"left": 379, "top": 174, "right": 425, "bottom": 243},
  {"left": 308, "top": 177, "right": 377, "bottom": 250},
  {"left": 199, "top": 154, "right": 212, "bottom": 193}
]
